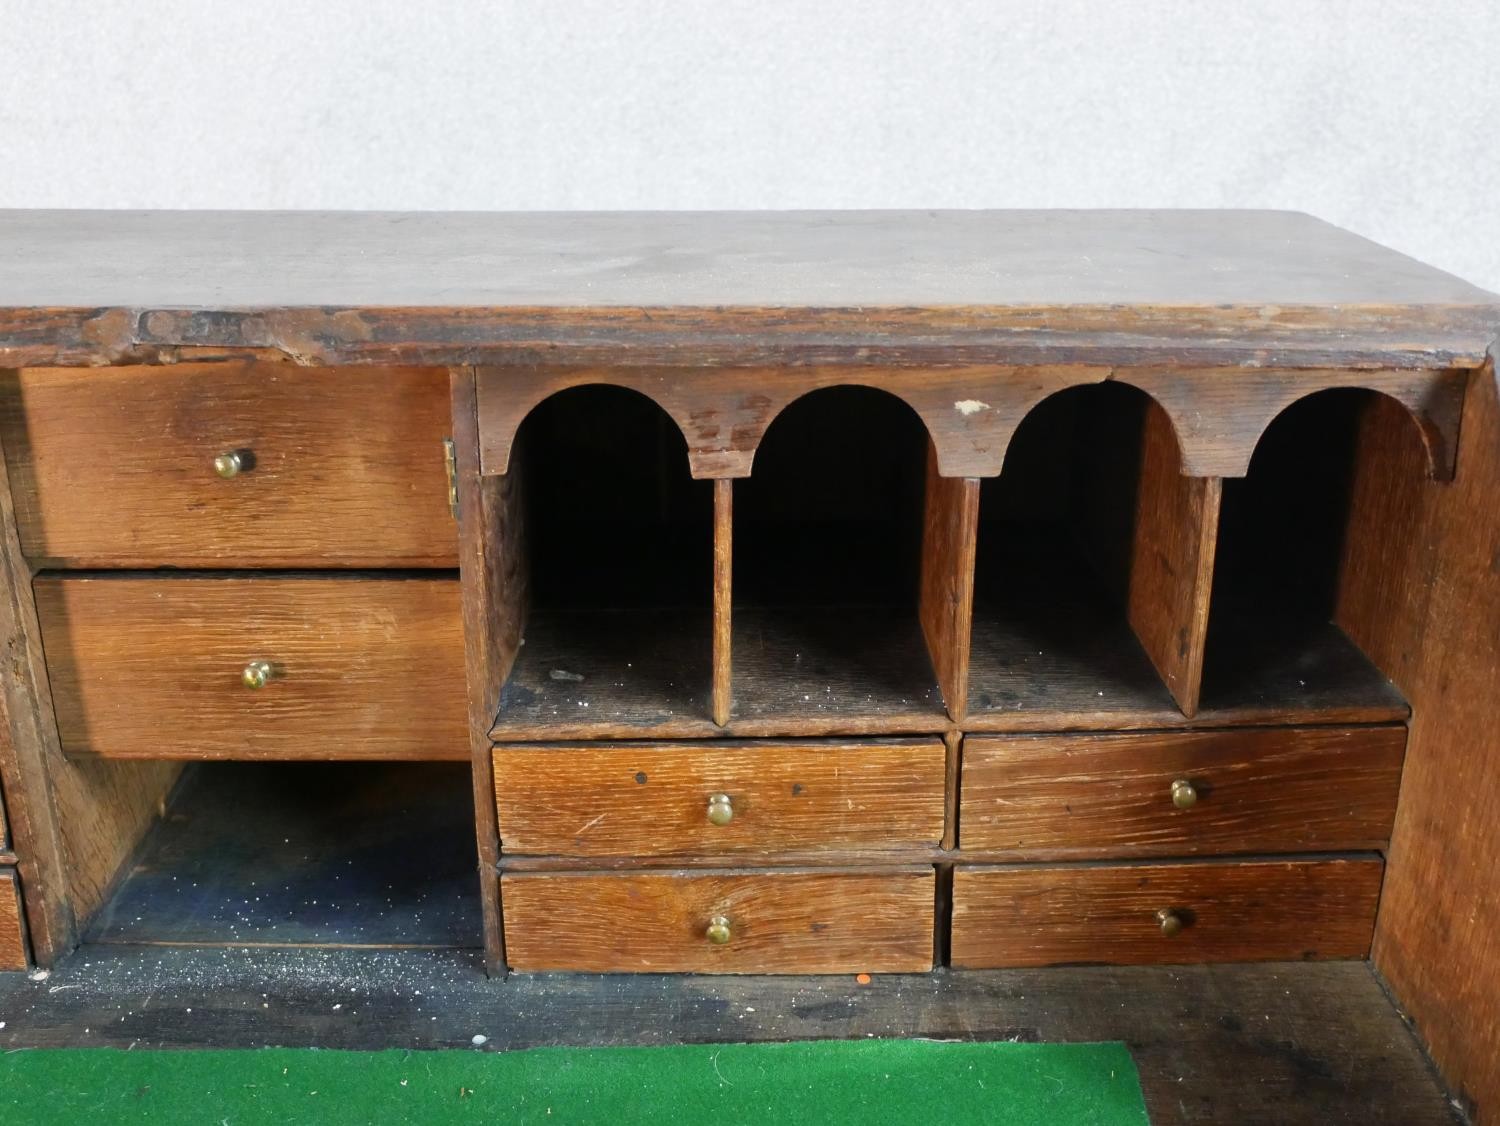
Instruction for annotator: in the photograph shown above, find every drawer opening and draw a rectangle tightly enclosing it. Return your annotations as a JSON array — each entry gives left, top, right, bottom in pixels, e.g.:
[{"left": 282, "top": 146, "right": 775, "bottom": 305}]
[
  {"left": 727, "top": 386, "right": 947, "bottom": 729},
  {"left": 1199, "top": 388, "right": 1410, "bottom": 722},
  {"left": 82, "top": 761, "right": 482, "bottom": 949},
  {"left": 489, "top": 385, "right": 716, "bottom": 738},
  {"left": 966, "top": 383, "right": 1192, "bottom": 729}
]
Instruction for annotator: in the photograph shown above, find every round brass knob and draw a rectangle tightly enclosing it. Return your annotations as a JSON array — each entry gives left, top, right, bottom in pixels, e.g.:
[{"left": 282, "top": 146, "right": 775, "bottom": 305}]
[
  {"left": 706, "top": 793, "right": 734, "bottom": 826},
  {"left": 242, "top": 660, "right": 275, "bottom": 690},
  {"left": 1170, "top": 779, "right": 1198, "bottom": 809},
  {"left": 705, "top": 915, "right": 732, "bottom": 945},
  {"left": 213, "top": 450, "right": 250, "bottom": 479},
  {"left": 1157, "top": 908, "right": 1184, "bottom": 937}
]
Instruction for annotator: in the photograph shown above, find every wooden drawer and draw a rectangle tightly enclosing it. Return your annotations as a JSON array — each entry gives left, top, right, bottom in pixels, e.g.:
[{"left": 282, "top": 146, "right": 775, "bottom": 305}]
[
  {"left": 951, "top": 857, "right": 1382, "bottom": 968},
  {"left": 0, "top": 869, "right": 25, "bottom": 970},
  {"left": 960, "top": 727, "right": 1405, "bottom": 858},
  {"left": 495, "top": 740, "right": 945, "bottom": 857},
  {"left": 501, "top": 868, "right": 935, "bottom": 973},
  {"left": 35, "top": 575, "right": 466, "bottom": 760},
  {"left": 0, "top": 363, "right": 456, "bottom": 567}
]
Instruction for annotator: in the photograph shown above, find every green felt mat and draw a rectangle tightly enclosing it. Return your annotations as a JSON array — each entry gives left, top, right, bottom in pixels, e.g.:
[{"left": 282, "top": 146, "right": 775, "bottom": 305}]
[{"left": 0, "top": 1039, "right": 1150, "bottom": 1125}]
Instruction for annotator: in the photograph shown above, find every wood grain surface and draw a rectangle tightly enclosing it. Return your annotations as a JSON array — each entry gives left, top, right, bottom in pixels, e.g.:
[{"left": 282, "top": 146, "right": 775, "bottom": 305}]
[
  {"left": 1126, "top": 401, "right": 1221, "bottom": 715},
  {"left": 35, "top": 575, "right": 466, "bottom": 760},
  {"left": 0, "top": 363, "right": 457, "bottom": 567},
  {"left": 960, "top": 726, "right": 1406, "bottom": 858},
  {"left": 918, "top": 443, "right": 979, "bottom": 722},
  {"left": 1337, "top": 364, "right": 1500, "bottom": 1122},
  {"left": 0, "top": 869, "right": 24, "bottom": 969},
  {"left": 952, "top": 857, "right": 1384, "bottom": 968},
  {"left": 712, "top": 480, "right": 733, "bottom": 727},
  {"left": 3, "top": 211, "right": 1495, "bottom": 374},
  {"left": 501, "top": 868, "right": 935, "bottom": 973},
  {"left": 494, "top": 740, "right": 945, "bottom": 857}
]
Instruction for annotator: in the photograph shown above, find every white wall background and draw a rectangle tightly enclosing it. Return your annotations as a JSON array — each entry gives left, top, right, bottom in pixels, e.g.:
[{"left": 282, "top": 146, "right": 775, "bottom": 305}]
[{"left": 2, "top": 0, "right": 1496, "bottom": 290}]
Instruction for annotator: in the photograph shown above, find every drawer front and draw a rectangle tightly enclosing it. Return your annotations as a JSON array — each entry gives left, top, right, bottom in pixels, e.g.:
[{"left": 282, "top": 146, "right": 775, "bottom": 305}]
[
  {"left": 496, "top": 741, "right": 945, "bottom": 857},
  {"left": 951, "top": 858, "right": 1382, "bottom": 968},
  {"left": 502, "top": 869, "right": 935, "bottom": 973},
  {"left": 961, "top": 727, "right": 1405, "bottom": 857},
  {"left": 0, "top": 363, "right": 456, "bottom": 567},
  {"left": 0, "top": 870, "right": 25, "bottom": 970},
  {"left": 36, "top": 576, "right": 466, "bottom": 759}
]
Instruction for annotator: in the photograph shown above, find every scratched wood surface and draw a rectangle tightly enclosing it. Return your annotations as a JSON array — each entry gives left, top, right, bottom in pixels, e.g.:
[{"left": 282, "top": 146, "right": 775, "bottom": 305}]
[
  {"left": 494, "top": 740, "right": 945, "bottom": 857},
  {"left": 0, "top": 869, "right": 24, "bottom": 969}
]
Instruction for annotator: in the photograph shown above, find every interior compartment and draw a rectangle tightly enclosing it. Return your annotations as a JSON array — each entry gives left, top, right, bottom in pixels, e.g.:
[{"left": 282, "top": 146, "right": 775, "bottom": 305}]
[
  {"left": 490, "top": 385, "right": 716, "bottom": 737},
  {"left": 85, "top": 761, "right": 480, "bottom": 948},
  {"left": 729, "top": 386, "right": 946, "bottom": 729},
  {"left": 966, "top": 383, "right": 1186, "bottom": 727},
  {"left": 1199, "top": 389, "right": 1409, "bottom": 719}
]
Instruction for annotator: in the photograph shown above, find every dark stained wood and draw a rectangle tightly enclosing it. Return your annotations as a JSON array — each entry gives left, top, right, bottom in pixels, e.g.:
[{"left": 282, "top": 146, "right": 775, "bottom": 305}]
[
  {"left": 942, "top": 730, "right": 962, "bottom": 852},
  {"left": 493, "top": 740, "right": 945, "bottom": 857},
  {"left": 1336, "top": 364, "right": 1500, "bottom": 1122},
  {"left": 85, "top": 762, "right": 481, "bottom": 949},
  {"left": 1126, "top": 401, "right": 1221, "bottom": 715},
  {"left": 918, "top": 443, "right": 978, "bottom": 722},
  {"left": 0, "top": 869, "right": 25, "bottom": 969},
  {"left": 726, "top": 605, "right": 947, "bottom": 737},
  {"left": 2, "top": 211, "right": 1495, "bottom": 377},
  {"left": 501, "top": 868, "right": 935, "bottom": 973},
  {"left": 489, "top": 608, "right": 717, "bottom": 741},
  {"left": 952, "top": 857, "right": 1384, "bottom": 969},
  {"left": 712, "top": 480, "right": 732, "bottom": 727},
  {"left": 0, "top": 363, "right": 458, "bottom": 568},
  {"left": 34, "top": 575, "right": 466, "bottom": 760},
  {"left": 451, "top": 367, "right": 523, "bottom": 973},
  {"left": 0, "top": 949, "right": 1466, "bottom": 1126},
  {"left": 960, "top": 726, "right": 1406, "bottom": 858}
]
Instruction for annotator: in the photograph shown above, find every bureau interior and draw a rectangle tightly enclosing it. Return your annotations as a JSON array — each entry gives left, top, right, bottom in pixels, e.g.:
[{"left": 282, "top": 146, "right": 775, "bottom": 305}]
[
  {"left": 490, "top": 384, "right": 716, "bottom": 735},
  {"left": 729, "top": 386, "right": 945, "bottom": 724},
  {"left": 82, "top": 760, "right": 481, "bottom": 949}
]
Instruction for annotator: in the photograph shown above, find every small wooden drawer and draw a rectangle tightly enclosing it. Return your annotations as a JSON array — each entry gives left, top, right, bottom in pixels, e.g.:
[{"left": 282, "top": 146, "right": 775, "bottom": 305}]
[
  {"left": 951, "top": 857, "right": 1382, "bottom": 968},
  {"left": 495, "top": 740, "right": 946, "bottom": 857},
  {"left": 0, "top": 363, "right": 456, "bottom": 567},
  {"left": 501, "top": 868, "right": 935, "bottom": 973},
  {"left": 960, "top": 727, "right": 1405, "bottom": 858},
  {"left": 0, "top": 869, "right": 26, "bottom": 970},
  {"left": 36, "top": 575, "right": 466, "bottom": 760}
]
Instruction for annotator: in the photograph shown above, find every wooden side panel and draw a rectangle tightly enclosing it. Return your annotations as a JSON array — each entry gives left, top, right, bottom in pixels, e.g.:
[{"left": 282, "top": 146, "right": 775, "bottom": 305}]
[
  {"left": 0, "top": 869, "right": 25, "bottom": 970},
  {"left": 502, "top": 868, "right": 935, "bottom": 973},
  {"left": 918, "top": 442, "right": 978, "bottom": 722},
  {"left": 1126, "top": 401, "right": 1220, "bottom": 715},
  {"left": 1344, "top": 366, "right": 1500, "bottom": 1120},
  {"left": 34, "top": 576, "right": 466, "bottom": 760},
  {"left": 712, "top": 479, "right": 732, "bottom": 726},
  {"left": 495, "top": 741, "right": 945, "bottom": 857},
  {"left": 961, "top": 727, "right": 1405, "bottom": 858},
  {"left": 952, "top": 857, "right": 1383, "bottom": 968},
  {"left": 0, "top": 364, "right": 457, "bottom": 567}
]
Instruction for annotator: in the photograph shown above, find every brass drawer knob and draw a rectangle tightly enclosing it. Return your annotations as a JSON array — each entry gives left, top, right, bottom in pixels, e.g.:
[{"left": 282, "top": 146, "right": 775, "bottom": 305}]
[
  {"left": 705, "top": 915, "right": 732, "bottom": 945},
  {"left": 1170, "top": 779, "right": 1199, "bottom": 809},
  {"left": 241, "top": 660, "right": 275, "bottom": 690},
  {"left": 706, "top": 793, "right": 734, "bottom": 826},
  {"left": 213, "top": 450, "right": 252, "bottom": 478},
  {"left": 1157, "top": 908, "right": 1185, "bottom": 937}
]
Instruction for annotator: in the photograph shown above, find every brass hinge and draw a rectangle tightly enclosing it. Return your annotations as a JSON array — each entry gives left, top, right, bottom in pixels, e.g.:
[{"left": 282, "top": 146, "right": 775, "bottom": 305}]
[{"left": 443, "top": 437, "right": 459, "bottom": 520}]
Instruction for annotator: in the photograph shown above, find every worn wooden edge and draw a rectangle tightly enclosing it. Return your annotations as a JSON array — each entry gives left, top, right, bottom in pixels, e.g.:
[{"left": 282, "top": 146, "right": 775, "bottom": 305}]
[
  {"left": 712, "top": 480, "right": 732, "bottom": 727},
  {"left": 472, "top": 362, "right": 1466, "bottom": 481},
  {"left": 918, "top": 442, "right": 978, "bottom": 722},
  {"left": 941, "top": 730, "right": 963, "bottom": 853},
  {"left": 0, "top": 867, "right": 27, "bottom": 970}
]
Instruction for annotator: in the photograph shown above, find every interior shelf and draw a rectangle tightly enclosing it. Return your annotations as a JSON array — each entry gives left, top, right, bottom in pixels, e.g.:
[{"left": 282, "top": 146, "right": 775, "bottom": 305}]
[
  {"left": 85, "top": 762, "right": 480, "bottom": 948},
  {"left": 489, "top": 385, "right": 716, "bottom": 739},
  {"left": 727, "top": 387, "right": 945, "bottom": 732}
]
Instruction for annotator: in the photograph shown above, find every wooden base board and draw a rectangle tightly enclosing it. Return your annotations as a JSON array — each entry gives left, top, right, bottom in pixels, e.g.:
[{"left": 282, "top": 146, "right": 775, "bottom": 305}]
[{"left": 0, "top": 947, "right": 1461, "bottom": 1125}]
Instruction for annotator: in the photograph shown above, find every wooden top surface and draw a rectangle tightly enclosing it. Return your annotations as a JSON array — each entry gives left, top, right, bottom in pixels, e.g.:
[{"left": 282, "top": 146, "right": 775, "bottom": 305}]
[{"left": 2, "top": 209, "right": 1496, "bottom": 367}]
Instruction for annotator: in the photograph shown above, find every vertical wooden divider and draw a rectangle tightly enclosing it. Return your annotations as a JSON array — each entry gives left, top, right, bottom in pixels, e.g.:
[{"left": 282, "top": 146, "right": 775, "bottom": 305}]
[
  {"left": 918, "top": 441, "right": 980, "bottom": 723},
  {"left": 1126, "top": 401, "right": 1222, "bottom": 717},
  {"left": 711, "top": 480, "right": 733, "bottom": 727},
  {"left": 452, "top": 368, "right": 530, "bottom": 976}
]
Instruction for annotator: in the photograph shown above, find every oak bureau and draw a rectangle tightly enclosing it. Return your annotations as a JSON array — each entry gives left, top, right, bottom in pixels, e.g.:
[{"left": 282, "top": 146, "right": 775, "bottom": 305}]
[{"left": 0, "top": 210, "right": 1496, "bottom": 1110}]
